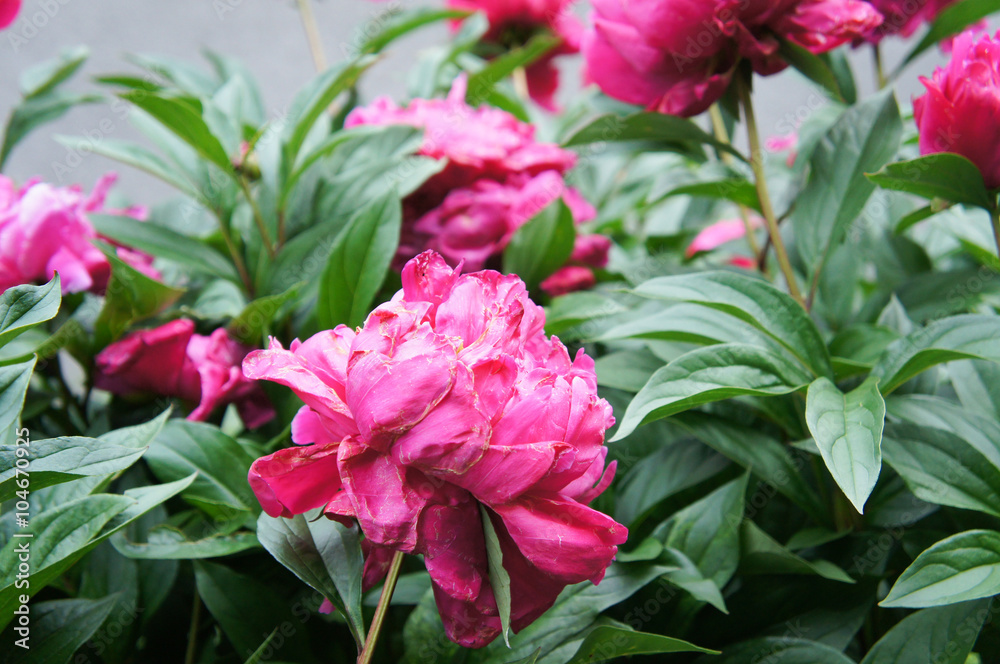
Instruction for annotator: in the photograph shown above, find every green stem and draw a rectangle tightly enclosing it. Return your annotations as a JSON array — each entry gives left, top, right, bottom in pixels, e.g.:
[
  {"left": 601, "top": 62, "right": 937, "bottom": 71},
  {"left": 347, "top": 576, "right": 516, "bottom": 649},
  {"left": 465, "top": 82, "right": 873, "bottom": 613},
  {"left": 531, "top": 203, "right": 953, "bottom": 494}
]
[
  {"left": 990, "top": 201, "right": 1000, "bottom": 260},
  {"left": 873, "top": 44, "right": 887, "bottom": 90},
  {"left": 185, "top": 591, "right": 203, "bottom": 664},
  {"left": 736, "top": 73, "right": 805, "bottom": 305},
  {"left": 215, "top": 211, "right": 253, "bottom": 295},
  {"left": 357, "top": 551, "right": 404, "bottom": 664},
  {"left": 708, "top": 103, "right": 764, "bottom": 264},
  {"left": 240, "top": 178, "right": 276, "bottom": 258},
  {"left": 296, "top": 0, "right": 327, "bottom": 73}
]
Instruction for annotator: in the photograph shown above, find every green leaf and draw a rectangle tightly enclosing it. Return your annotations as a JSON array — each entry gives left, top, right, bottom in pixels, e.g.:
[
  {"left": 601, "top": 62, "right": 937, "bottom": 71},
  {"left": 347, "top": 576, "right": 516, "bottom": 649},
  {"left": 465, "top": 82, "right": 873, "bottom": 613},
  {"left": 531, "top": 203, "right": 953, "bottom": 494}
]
[
  {"left": 566, "top": 626, "right": 717, "bottom": 663},
  {"left": 898, "top": 0, "right": 1000, "bottom": 70},
  {"left": 227, "top": 282, "right": 302, "bottom": 345},
  {"left": 480, "top": 504, "right": 513, "bottom": 646},
  {"left": 881, "top": 530, "right": 1000, "bottom": 608},
  {"left": 256, "top": 511, "right": 367, "bottom": 646},
  {"left": 0, "top": 276, "right": 61, "bottom": 349},
  {"left": 112, "top": 525, "right": 260, "bottom": 560},
  {"left": 867, "top": 154, "right": 994, "bottom": 210},
  {"left": 778, "top": 38, "right": 847, "bottom": 102},
  {"left": 563, "top": 111, "right": 745, "bottom": 162},
  {"left": 502, "top": 199, "right": 576, "bottom": 293},
  {"left": 887, "top": 394, "right": 1000, "bottom": 469},
  {"left": 860, "top": 600, "right": 988, "bottom": 664},
  {"left": 882, "top": 423, "right": 1000, "bottom": 517},
  {"left": 704, "top": 637, "right": 856, "bottom": 663},
  {"left": 659, "top": 547, "right": 728, "bottom": 612},
  {"left": 792, "top": 89, "right": 902, "bottom": 273},
  {"left": 0, "top": 474, "right": 196, "bottom": 629},
  {"left": 656, "top": 179, "right": 761, "bottom": 211},
  {"left": 316, "top": 196, "right": 401, "bottom": 329},
  {"left": 544, "top": 291, "right": 627, "bottom": 337},
  {"left": 193, "top": 560, "right": 312, "bottom": 661},
  {"left": 805, "top": 376, "right": 886, "bottom": 513},
  {"left": 893, "top": 204, "right": 937, "bottom": 235},
  {"left": 360, "top": 7, "right": 469, "bottom": 54},
  {"left": 93, "top": 245, "right": 185, "bottom": 347},
  {"left": 660, "top": 474, "right": 748, "bottom": 588},
  {"left": 613, "top": 344, "right": 812, "bottom": 440},
  {"left": 145, "top": 420, "right": 257, "bottom": 518},
  {"left": 89, "top": 213, "right": 239, "bottom": 283},
  {"left": 950, "top": 359, "right": 1000, "bottom": 420},
  {"left": 20, "top": 45, "right": 89, "bottom": 99},
  {"left": 281, "top": 56, "right": 377, "bottom": 175},
  {"left": 739, "top": 521, "right": 853, "bottom": 583},
  {"left": 465, "top": 33, "right": 559, "bottom": 106},
  {"left": 676, "top": 412, "right": 827, "bottom": 524},
  {"left": 0, "top": 359, "right": 34, "bottom": 440},
  {"left": 1, "top": 596, "right": 116, "bottom": 664},
  {"left": 120, "top": 91, "right": 234, "bottom": 173},
  {"left": 872, "top": 315, "right": 1000, "bottom": 393},
  {"left": 1, "top": 91, "right": 101, "bottom": 170},
  {"left": 0, "top": 436, "right": 146, "bottom": 503},
  {"left": 633, "top": 271, "right": 833, "bottom": 378}
]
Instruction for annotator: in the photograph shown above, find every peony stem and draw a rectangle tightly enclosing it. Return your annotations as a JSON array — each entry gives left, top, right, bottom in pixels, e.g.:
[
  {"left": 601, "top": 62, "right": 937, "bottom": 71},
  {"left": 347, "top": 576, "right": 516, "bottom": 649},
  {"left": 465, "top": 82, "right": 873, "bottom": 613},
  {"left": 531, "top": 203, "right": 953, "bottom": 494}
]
[
  {"left": 873, "top": 44, "right": 887, "bottom": 90},
  {"left": 184, "top": 590, "right": 202, "bottom": 664},
  {"left": 991, "top": 201, "right": 1000, "bottom": 260},
  {"left": 214, "top": 211, "right": 253, "bottom": 294},
  {"left": 357, "top": 551, "right": 405, "bottom": 664},
  {"left": 240, "top": 177, "right": 276, "bottom": 257},
  {"left": 708, "top": 103, "right": 764, "bottom": 264},
  {"left": 296, "top": 0, "right": 328, "bottom": 73},
  {"left": 736, "top": 73, "right": 805, "bottom": 305}
]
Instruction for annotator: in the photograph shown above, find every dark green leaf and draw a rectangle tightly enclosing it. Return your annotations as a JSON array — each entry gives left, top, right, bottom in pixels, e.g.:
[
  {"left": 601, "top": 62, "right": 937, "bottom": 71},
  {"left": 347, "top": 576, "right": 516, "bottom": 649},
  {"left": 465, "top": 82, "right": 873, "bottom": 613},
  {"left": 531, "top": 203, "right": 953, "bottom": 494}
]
[
  {"left": 0, "top": 276, "right": 61, "bottom": 349},
  {"left": 739, "top": 521, "right": 853, "bottom": 583},
  {"left": 566, "top": 626, "right": 717, "bottom": 663},
  {"left": 893, "top": 204, "right": 937, "bottom": 235},
  {"left": 361, "top": 7, "right": 470, "bottom": 54},
  {"left": 805, "top": 376, "right": 886, "bottom": 513},
  {"left": 859, "top": 600, "right": 988, "bottom": 664},
  {"left": 657, "top": 179, "right": 761, "bottom": 211},
  {"left": 480, "top": 504, "right": 512, "bottom": 646},
  {"left": 317, "top": 196, "right": 401, "bottom": 329},
  {"left": 256, "top": 511, "right": 366, "bottom": 646},
  {"left": 1, "top": 596, "right": 116, "bottom": 664},
  {"left": 227, "top": 282, "right": 302, "bottom": 345},
  {"left": 701, "top": 637, "right": 855, "bottom": 663},
  {"left": 564, "top": 111, "right": 743, "bottom": 162},
  {"left": 112, "top": 526, "right": 259, "bottom": 560},
  {"left": 882, "top": 530, "right": 1000, "bottom": 608},
  {"left": 659, "top": 547, "right": 728, "bottom": 612},
  {"left": 778, "top": 38, "right": 846, "bottom": 102},
  {"left": 466, "top": 33, "right": 559, "bottom": 106},
  {"left": 867, "top": 153, "right": 993, "bottom": 210},
  {"left": 502, "top": 199, "right": 576, "bottom": 292},
  {"left": 613, "top": 344, "right": 812, "bottom": 440}
]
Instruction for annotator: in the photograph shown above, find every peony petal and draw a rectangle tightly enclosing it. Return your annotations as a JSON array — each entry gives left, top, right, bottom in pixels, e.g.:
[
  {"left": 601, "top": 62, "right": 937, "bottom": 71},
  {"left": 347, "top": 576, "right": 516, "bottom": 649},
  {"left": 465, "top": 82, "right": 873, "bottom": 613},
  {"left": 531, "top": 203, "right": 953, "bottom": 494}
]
[{"left": 248, "top": 441, "right": 343, "bottom": 518}]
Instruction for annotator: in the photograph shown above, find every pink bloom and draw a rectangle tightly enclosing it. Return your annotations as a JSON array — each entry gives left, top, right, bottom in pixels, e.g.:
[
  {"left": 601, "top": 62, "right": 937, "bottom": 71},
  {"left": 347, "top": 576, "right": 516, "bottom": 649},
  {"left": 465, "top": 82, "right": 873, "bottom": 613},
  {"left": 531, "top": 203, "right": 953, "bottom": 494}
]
[
  {"left": 570, "top": 233, "right": 612, "bottom": 268},
  {"left": 582, "top": 0, "right": 882, "bottom": 117},
  {"left": 94, "top": 319, "right": 275, "bottom": 428},
  {"left": 541, "top": 265, "right": 597, "bottom": 296},
  {"left": 447, "top": 0, "right": 585, "bottom": 110},
  {"left": 0, "top": 0, "right": 19, "bottom": 29},
  {"left": 245, "top": 251, "right": 626, "bottom": 648},
  {"left": 0, "top": 174, "right": 158, "bottom": 294},
  {"left": 686, "top": 216, "right": 765, "bottom": 257},
  {"left": 346, "top": 77, "right": 595, "bottom": 272},
  {"left": 941, "top": 19, "right": 989, "bottom": 53},
  {"left": 861, "top": 0, "right": 958, "bottom": 42},
  {"left": 729, "top": 255, "right": 758, "bottom": 269},
  {"left": 914, "top": 28, "right": 1000, "bottom": 190}
]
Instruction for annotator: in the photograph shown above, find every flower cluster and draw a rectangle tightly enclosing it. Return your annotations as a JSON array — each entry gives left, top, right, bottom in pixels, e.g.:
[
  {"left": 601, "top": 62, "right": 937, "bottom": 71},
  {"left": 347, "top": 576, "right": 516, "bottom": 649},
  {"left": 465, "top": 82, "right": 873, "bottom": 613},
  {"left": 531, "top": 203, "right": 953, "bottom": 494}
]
[
  {"left": 447, "top": 0, "right": 585, "bottom": 110},
  {"left": 0, "top": 173, "right": 157, "bottom": 295},
  {"left": 582, "top": 0, "right": 883, "bottom": 117},
  {"left": 345, "top": 77, "right": 608, "bottom": 289},
  {"left": 914, "top": 27, "right": 1000, "bottom": 190},
  {"left": 95, "top": 319, "right": 275, "bottom": 427},
  {"left": 245, "top": 251, "right": 626, "bottom": 647}
]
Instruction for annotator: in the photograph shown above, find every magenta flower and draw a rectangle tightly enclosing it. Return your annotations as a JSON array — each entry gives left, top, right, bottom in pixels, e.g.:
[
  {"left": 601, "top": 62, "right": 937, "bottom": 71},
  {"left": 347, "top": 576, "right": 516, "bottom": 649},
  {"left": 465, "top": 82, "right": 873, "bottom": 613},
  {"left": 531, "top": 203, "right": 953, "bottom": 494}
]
[
  {"left": 0, "top": 174, "right": 158, "bottom": 294},
  {"left": 0, "top": 0, "right": 19, "bottom": 29},
  {"left": 686, "top": 216, "right": 765, "bottom": 258},
  {"left": 345, "top": 77, "right": 599, "bottom": 276},
  {"left": 447, "top": 0, "right": 586, "bottom": 110},
  {"left": 914, "top": 28, "right": 1000, "bottom": 190},
  {"left": 245, "top": 251, "right": 626, "bottom": 647},
  {"left": 582, "top": 0, "right": 882, "bottom": 117},
  {"left": 94, "top": 319, "right": 275, "bottom": 428},
  {"left": 861, "top": 0, "right": 958, "bottom": 42}
]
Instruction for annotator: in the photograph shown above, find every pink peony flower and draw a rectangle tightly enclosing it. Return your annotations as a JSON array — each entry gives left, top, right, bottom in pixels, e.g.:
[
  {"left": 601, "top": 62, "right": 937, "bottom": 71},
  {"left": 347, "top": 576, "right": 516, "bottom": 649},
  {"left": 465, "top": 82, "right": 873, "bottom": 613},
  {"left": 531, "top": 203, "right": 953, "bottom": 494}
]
[
  {"left": 245, "top": 251, "right": 626, "bottom": 647},
  {"left": 914, "top": 28, "right": 1000, "bottom": 190},
  {"left": 0, "top": 0, "right": 19, "bottom": 29},
  {"left": 582, "top": 0, "right": 883, "bottom": 117},
  {"left": 94, "top": 319, "right": 275, "bottom": 428},
  {"left": 346, "top": 76, "right": 597, "bottom": 276},
  {"left": 541, "top": 265, "right": 597, "bottom": 296},
  {"left": 686, "top": 215, "right": 765, "bottom": 257},
  {"left": 860, "top": 0, "right": 958, "bottom": 42},
  {"left": 941, "top": 19, "right": 989, "bottom": 53},
  {"left": 0, "top": 174, "right": 158, "bottom": 294},
  {"left": 447, "top": 0, "right": 585, "bottom": 110}
]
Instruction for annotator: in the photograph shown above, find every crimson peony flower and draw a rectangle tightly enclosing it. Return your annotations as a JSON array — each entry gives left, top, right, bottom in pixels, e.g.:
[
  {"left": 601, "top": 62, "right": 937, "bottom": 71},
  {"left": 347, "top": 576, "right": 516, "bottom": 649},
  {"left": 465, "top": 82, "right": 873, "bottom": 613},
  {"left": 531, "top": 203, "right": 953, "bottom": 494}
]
[
  {"left": 244, "top": 251, "right": 626, "bottom": 647},
  {"left": 94, "top": 319, "right": 275, "bottom": 428},
  {"left": 447, "top": 0, "right": 586, "bottom": 110},
  {"left": 0, "top": 174, "right": 158, "bottom": 294},
  {"left": 860, "top": 0, "right": 958, "bottom": 42},
  {"left": 582, "top": 0, "right": 882, "bottom": 117},
  {"left": 345, "top": 76, "right": 599, "bottom": 274},
  {"left": 914, "top": 28, "right": 1000, "bottom": 190},
  {"left": 0, "top": 0, "right": 19, "bottom": 29}
]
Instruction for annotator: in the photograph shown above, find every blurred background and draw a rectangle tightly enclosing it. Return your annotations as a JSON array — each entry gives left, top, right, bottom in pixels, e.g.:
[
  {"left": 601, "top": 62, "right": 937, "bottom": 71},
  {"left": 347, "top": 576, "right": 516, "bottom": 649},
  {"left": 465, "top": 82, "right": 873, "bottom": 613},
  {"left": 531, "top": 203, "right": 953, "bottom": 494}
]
[{"left": 0, "top": 0, "right": 947, "bottom": 204}]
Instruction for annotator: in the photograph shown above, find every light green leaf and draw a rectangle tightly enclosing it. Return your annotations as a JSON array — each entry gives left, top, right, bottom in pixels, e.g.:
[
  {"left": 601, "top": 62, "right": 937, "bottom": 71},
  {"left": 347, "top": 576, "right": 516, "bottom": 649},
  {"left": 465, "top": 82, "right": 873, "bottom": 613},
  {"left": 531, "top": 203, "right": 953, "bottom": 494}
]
[
  {"left": 882, "top": 530, "right": 1000, "bottom": 608},
  {"left": 112, "top": 526, "right": 260, "bottom": 560},
  {"left": 898, "top": 0, "right": 1000, "bottom": 70},
  {"left": 20, "top": 45, "right": 89, "bottom": 99},
  {"left": 566, "top": 626, "right": 717, "bottom": 663},
  {"left": 860, "top": 600, "right": 988, "bottom": 664},
  {"left": 502, "top": 199, "right": 576, "bottom": 293},
  {"left": 1, "top": 596, "right": 116, "bottom": 664},
  {"left": 480, "top": 504, "right": 512, "bottom": 647},
  {"left": 0, "top": 275, "right": 61, "bottom": 349},
  {"left": 867, "top": 153, "right": 994, "bottom": 210},
  {"left": 227, "top": 282, "right": 302, "bottom": 345}
]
